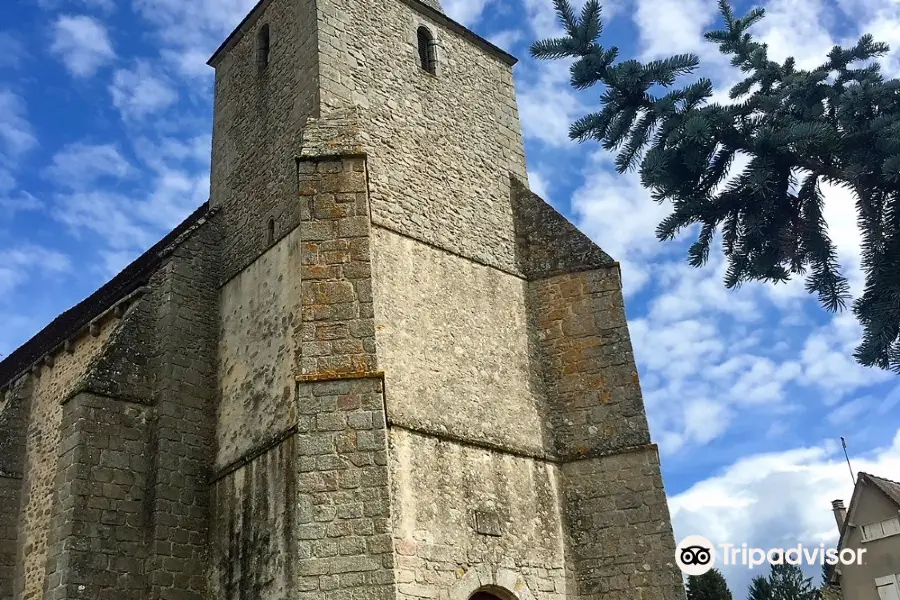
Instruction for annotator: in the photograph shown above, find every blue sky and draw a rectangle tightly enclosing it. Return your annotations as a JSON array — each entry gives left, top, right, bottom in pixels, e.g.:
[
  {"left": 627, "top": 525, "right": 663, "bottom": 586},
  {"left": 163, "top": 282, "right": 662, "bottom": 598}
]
[{"left": 1, "top": 0, "right": 899, "bottom": 594}]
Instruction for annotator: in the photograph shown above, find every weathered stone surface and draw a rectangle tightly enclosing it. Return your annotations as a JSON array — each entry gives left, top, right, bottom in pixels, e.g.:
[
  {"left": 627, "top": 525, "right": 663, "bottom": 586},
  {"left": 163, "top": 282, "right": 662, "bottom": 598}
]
[
  {"left": 211, "top": 437, "right": 297, "bottom": 600},
  {"left": 0, "top": 0, "right": 684, "bottom": 599},
  {"left": 561, "top": 447, "right": 684, "bottom": 600},
  {"left": 529, "top": 266, "right": 652, "bottom": 459},
  {"left": 389, "top": 428, "right": 569, "bottom": 600},
  {"left": 209, "top": 0, "right": 317, "bottom": 285},
  {"left": 317, "top": 0, "right": 528, "bottom": 274},
  {"left": 372, "top": 226, "right": 551, "bottom": 457},
  {"left": 42, "top": 393, "right": 154, "bottom": 600},
  {"left": 11, "top": 320, "right": 116, "bottom": 600},
  {"left": 510, "top": 179, "right": 616, "bottom": 279},
  {"left": 0, "top": 377, "right": 29, "bottom": 600},
  {"left": 218, "top": 225, "right": 304, "bottom": 469}
]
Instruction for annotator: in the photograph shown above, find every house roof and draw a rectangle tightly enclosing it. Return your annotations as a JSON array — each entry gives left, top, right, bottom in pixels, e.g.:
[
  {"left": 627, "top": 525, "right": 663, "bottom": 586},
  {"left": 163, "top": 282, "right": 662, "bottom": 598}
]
[
  {"left": 829, "top": 471, "right": 900, "bottom": 585},
  {"left": 866, "top": 472, "right": 900, "bottom": 507},
  {"left": 0, "top": 202, "right": 210, "bottom": 390}
]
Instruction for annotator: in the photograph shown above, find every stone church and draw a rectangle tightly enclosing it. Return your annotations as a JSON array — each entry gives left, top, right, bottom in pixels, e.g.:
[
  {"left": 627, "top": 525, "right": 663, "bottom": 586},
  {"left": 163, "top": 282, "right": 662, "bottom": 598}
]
[{"left": 0, "top": 0, "right": 685, "bottom": 598}]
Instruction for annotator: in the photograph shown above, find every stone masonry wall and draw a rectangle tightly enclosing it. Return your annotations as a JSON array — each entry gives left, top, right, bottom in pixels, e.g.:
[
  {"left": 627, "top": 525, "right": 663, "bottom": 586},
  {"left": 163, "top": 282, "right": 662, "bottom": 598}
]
[
  {"left": 144, "top": 224, "right": 220, "bottom": 600},
  {"left": 318, "top": 0, "right": 528, "bottom": 274},
  {"left": 527, "top": 265, "right": 682, "bottom": 600},
  {"left": 293, "top": 151, "right": 394, "bottom": 600},
  {"left": 42, "top": 392, "right": 153, "bottom": 600},
  {"left": 211, "top": 436, "right": 298, "bottom": 600},
  {"left": 561, "top": 448, "right": 683, "bottom": 600},
  {"left": 529, "top": 267, "right": 651, "bottom": 460},
  {"left": 12, "top": 320, "right": 115, "bottom": 600},
  {"left": 0, "top": 375, "right": 30, "bottom": 600},
  {"left": 218, "top": 226, "right": 304, "bottom": 469},
  {"left": 209, "top": 0, "right": 319, "bottom": 284},
  {"left": 372, "top": 226, "right": 551, "bottom": 458},
  {"left": 296, "top": 154, "right": 375, "bottom": 378},
  {"left": 294, "top": 376, "right": 394, "bottom": 600},
  {"left": 511, "top": 181, "right": 682, "bottom": 600},
  {"left": 389, "top": 428, "right": 569, "bottom": 600}
]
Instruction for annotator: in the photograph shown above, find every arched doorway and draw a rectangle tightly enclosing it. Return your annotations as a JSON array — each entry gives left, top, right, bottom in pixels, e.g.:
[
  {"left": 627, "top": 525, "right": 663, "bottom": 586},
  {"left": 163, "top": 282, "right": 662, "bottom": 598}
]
[
  {"left": 469, "top": 587, "right": 515, "bottom": 600},
  {"left": 470, "top": 594, "right": 503, "bottom": 600}
]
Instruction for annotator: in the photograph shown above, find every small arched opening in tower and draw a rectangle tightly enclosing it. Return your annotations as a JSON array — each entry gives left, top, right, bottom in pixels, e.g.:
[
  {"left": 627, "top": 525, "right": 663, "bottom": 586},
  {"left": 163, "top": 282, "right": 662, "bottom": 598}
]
[
  {"left": 417, "top": 26, "right": 437, "bottom": 75},
  {"left": 257, "top": 24, "right": 270, "bottom": 68},
  {"left": 267, "top": 218, "right": 275, "bottom": 245}
]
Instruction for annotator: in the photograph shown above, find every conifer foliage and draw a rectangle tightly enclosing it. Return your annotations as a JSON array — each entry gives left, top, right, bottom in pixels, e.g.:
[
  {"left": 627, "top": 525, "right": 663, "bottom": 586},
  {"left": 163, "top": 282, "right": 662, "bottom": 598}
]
[
  {"left": 530, "top": 0, "right": 900, "bottom": 371},
  {"left": 686, "top": 569, "right": 734, "bottom": 600}
]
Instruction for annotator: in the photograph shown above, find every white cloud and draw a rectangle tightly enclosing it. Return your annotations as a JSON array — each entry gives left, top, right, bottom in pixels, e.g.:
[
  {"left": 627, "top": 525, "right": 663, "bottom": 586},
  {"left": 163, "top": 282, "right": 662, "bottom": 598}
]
[
  {"left": 515, "top": 60, "right": 586, "bottom": 148},
  {"left": 487, "top": 29, "right": 523, "bottom": 52},
  {"left": 44, "top": 143, "right": 134, "bottom": 189},
  {"left": 53, "top": 191, "right": 159, "bottom": 251},
  {"left": 754, "top": 0, "right": 835, "bottom": 69},
  {"left": 0, "top": 245, "right": 71, "bottom": 299},
  {"left": 798, "top": 311, "right": 894, "bottom": 400},
  {"left": 0, "top": 90, "right": 37, "bottom": 161},
  {"left": 49, "top": 135, "right": 209, "bottom": 260},
  {"left": 527, "top": 167, "right": 553, "bottom": 205},
  {"left": 131, "top": 0, "right": 257, "bottom": 61},
  {"left": 633, "top": 0, "right": 719, "bottom": 61},
  {"left": 0, "top": 191, "right": 42, "bottom": 215},
  {"left": 109, "top": 62, "right": 178, "bottom": 120},
  {"left": 570, "top": 151, "right": 674, "bottom": 295},
  {"left": 50, "top": 15, "right": 115, "bottom": 78},
  {"left": 522, "top": 0, "right": 565, "bottom": 40},
  {"left": 443, "top": 0, "right": 495, "bottom": 26},
  {"left": 670, "top": 431, "right": 900, "bottom": 593}
]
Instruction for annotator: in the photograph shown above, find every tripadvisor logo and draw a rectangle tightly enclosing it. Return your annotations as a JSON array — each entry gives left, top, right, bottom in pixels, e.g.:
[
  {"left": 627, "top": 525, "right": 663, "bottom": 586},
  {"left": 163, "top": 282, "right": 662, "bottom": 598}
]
[
  {"left": 676, "top": 535, "right": 716, "bottom": 576},
  {"left": 675, "top": 535, "right": 867, "bottom": 575}
]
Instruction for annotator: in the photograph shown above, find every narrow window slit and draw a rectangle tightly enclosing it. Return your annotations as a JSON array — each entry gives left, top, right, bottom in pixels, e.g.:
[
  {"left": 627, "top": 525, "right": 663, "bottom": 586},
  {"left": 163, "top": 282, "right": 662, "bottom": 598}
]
[
  {"left": 417, "top": 26, "right": 437, "bottom": 74},
  {"left": 257, "top": 24, "right": 270, "bottom": 68}
]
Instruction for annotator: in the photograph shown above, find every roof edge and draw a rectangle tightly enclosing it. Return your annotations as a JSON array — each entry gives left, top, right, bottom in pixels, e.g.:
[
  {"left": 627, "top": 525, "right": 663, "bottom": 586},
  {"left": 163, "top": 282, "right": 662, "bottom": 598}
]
[
  {"left": 208, "top": 0, "right": 273, "bottom": 67},
  {"left": 207, "top": 0, "right": 518, "bottom": 69},
  {"left": 398, "top": 0, "right": 518, "bottom": 66},
  {"left": 0, "top": 202, "right": 213, "bottom": 390},
  {"left": 834, "top": 471, "right": 900, "bottom": 555},
  {"left": 860, "top": 471, "right": 900, "bottom": 508}
]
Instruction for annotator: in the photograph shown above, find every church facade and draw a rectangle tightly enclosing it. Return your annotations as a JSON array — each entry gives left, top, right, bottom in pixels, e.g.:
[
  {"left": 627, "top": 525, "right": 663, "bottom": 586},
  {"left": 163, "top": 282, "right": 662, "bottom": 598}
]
[{"left": 0, "top": 0, "right": 685, "bottom": 599}]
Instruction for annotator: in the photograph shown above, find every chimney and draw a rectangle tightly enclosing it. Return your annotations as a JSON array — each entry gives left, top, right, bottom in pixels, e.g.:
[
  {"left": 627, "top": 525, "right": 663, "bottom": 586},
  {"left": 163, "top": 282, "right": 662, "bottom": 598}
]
[{"left": 832, "top": 499, "right": 847, "bottom": 531}]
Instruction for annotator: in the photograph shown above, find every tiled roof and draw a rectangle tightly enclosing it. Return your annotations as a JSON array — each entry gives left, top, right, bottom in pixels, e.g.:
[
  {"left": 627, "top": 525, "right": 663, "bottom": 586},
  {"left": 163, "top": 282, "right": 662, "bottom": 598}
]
[
  {"left": 862, "top": 472, "right": 900, "bottom": 508},
  {"left": 0, "top": 202, "right": 210, "bottom": 389}
]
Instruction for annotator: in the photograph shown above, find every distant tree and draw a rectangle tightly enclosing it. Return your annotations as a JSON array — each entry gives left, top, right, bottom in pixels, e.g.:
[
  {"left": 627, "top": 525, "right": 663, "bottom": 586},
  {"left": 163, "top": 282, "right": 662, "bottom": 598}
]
[
  {"left": 818, "top": 562, "right": 842, "bottom": 600},
  {"left": 530, "top": 0, "right": 900, "bottom": 372},
  {"left": 687, "top": 569, "right": 734, "bottom": 600},
  {"left": 744, "top": 560, "right": 817, "bottom": 600},
  {"left": 748, "top": 575, "right": 772, "bottom": 600},
  {"left": 769, "top": 563, "right": 817, "bottom": 600}
]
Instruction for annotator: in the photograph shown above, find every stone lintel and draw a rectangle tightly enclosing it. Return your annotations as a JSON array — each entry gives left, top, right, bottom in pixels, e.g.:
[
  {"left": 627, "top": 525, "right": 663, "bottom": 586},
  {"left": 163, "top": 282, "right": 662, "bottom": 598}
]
[
  {"left": 295, "top": 370, "right": 384, "bottom": 383},
  {"left": 565, "top": 441, "right": 660, "bottom": 464},
  {"left": 59, "top": 389, "right": 152, "bottom": 408},
  {"left": 384, "top": 422, "right": 659, "bottom": 466},
  {"left": 211, "top": 424, "right": 298, "bottom": 484},
  {"left": 297, "top": 152, "right": 367, "bottom": 163}
]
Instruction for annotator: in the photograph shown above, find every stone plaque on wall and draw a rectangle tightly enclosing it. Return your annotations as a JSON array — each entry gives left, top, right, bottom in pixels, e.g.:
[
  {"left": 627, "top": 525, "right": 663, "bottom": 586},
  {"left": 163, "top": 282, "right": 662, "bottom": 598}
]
[{"left": 473, "top": 510, "right": 502, "bottom": 537}]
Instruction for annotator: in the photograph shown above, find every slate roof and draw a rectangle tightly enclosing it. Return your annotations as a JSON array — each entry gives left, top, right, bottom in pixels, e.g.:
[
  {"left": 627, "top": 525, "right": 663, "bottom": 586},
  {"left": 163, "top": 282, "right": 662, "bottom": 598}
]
[{"left": 0, "top": 202, "right": 210, "bottom": 389}]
